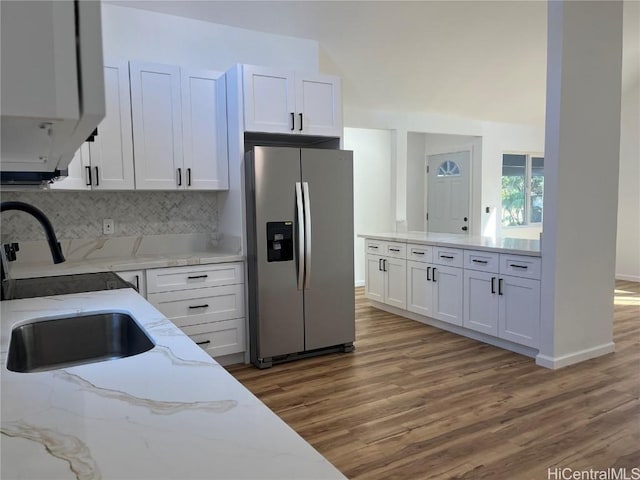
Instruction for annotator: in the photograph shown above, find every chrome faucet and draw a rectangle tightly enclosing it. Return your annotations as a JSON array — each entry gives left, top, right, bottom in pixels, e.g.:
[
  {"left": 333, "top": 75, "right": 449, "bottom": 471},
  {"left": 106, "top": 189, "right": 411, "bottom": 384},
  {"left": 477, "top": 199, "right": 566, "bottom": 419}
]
[{"left": 0, "top": 201, "right": 65, "bottom": 281}]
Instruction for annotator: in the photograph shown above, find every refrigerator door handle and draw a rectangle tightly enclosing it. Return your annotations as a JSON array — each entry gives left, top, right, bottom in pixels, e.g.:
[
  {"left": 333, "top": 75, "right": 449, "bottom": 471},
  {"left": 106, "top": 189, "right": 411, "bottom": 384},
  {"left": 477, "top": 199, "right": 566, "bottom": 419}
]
[
  {"left": 295, "top": 182, "right": 305, "bottom": 290},
  {"left": 303, "top": 181, "right": 312, "bottom": 289}
]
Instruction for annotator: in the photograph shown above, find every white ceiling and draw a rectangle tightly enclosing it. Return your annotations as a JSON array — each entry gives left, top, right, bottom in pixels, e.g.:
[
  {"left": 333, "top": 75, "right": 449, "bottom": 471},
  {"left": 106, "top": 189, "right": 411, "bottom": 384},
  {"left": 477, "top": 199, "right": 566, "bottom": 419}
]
[{"left": 108, "top": 1, "right": 638, "bottom": 126}]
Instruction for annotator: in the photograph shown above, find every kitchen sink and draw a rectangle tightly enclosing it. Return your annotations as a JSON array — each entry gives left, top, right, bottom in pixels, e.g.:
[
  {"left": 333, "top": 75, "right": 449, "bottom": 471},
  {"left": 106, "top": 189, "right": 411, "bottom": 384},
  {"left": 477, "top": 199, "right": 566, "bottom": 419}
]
[{"left": 6, "top": 312, "right": 155, "bottom": 373}]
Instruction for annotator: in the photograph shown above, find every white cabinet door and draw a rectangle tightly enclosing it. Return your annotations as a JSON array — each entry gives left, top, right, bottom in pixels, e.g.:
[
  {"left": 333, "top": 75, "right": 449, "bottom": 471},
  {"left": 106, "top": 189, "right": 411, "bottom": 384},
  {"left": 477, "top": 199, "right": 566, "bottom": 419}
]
[
  {"left": 433, "top": 264, "right": 463, "bottom": 326},
  {"left": 407, "top": 260, "right": 434, "bottom": 318},
  {"left": 181, "top": 68, "right": 228, "bottom": 190},
  {"left": 90, "top": 59, "right": 135, "bottom": 190},
  {"left": 463, "top": 269, "right": 498, "bottom": 336},
  {"left": 384, "top": 257, "right": 406, "bottom": 310},
  {"left": 295, "top": 73, "right": 342, "bottom": 137},
  {"left": 499, "top": 275, "right": 540, "bottom": 348},
  {"left": 243, "top": 65, "right": 295, "bottom": 134},
  {"left": 130, "top": 61, "right": 183, "bottom": 190},
  {"left": 116, "top": 270, "right": 146, "bottom": 298},
  {"left": 50, "top": 145, "right": 90, "bottom": 190},
  {"left": 365, "top": 254, "right": 385, "bottom": 302}
]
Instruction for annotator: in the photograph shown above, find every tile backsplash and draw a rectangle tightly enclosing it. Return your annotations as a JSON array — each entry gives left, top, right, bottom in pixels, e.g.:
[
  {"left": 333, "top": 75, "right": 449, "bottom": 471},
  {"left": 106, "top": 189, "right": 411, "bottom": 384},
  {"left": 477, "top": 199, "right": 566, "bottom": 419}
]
[{"left": 1, "top": 191, "right": 218, "bottom": 242}]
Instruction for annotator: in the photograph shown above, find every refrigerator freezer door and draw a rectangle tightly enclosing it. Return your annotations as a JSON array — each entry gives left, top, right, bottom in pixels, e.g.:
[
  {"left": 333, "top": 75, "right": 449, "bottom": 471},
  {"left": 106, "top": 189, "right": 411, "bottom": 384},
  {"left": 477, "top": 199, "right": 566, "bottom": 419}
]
[
  {"left": 252, "top": 146, "right": 305, "bottom": 358},
  {"left": 301, "top": 148, "right": 355, "bottom": 350}
]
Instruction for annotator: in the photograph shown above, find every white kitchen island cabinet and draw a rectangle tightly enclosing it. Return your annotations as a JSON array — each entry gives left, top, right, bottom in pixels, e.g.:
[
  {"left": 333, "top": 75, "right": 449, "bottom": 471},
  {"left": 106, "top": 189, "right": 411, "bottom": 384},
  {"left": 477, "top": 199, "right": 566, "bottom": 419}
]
[
  {"left": 51, "top": 59, "right": 135, "bottom": 190},
  {"left": 360, "top": 233, "right": 542, "bottom": 359},
  {"left": 242, "top": 65, "right": 342, "bottom": 137},
  {"left": 131, "top": 62, "right": 228, "bottom": 190},
  {"left": 365, "top": 239, "right": 406, "bottom": 309}
]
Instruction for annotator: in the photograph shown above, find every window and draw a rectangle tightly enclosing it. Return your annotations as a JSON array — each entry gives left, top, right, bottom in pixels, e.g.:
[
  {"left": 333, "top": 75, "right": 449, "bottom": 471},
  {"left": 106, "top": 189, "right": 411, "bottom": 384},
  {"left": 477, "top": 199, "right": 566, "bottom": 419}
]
[
  {"left": 501, "top": 153, "right": 544, "bottom": 227},
  {"left": 437, "top": 160, "right": 461, "bottom": 177}
]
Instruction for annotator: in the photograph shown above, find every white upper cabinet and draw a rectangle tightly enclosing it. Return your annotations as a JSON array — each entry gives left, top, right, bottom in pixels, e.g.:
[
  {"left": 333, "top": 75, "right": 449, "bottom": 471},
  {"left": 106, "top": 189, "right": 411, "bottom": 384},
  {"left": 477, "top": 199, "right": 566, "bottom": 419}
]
[
  {"left": 242, "top": 65, "right": 342, "bottom": 137},
  {"left": 130, "top": 61, "right": 183, "bottom": 190},
  {"left": 181, "top": 68, "right": 228, "bottom": 190},
  {"left": 52, "top": 60, "right": 134, "bottom": 191},
  {"left": 131, "top": 62, "right": 228, "bottom": 190}
]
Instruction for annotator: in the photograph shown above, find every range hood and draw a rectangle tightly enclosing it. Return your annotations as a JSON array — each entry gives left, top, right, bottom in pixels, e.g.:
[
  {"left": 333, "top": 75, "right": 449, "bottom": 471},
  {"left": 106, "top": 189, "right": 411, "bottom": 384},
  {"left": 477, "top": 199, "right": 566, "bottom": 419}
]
[{"left": 1, "top": 0, "right": 105, "bottom": 186}]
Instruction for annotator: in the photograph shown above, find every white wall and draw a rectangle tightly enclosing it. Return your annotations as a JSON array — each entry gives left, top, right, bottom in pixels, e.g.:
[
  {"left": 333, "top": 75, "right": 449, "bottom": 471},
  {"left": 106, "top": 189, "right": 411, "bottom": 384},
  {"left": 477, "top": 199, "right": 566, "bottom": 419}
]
[
  {"left": 406, "top": 132, "right": 427, "bottom": 231},
  {"left": 344, "top": 128, "right": 393, "bottom": 287},
  {"left": 616, "top": 0, "right": 640, "bottom": 282},
  {"left": 101, "top": 4, "right": 318, "bottom": 72}
]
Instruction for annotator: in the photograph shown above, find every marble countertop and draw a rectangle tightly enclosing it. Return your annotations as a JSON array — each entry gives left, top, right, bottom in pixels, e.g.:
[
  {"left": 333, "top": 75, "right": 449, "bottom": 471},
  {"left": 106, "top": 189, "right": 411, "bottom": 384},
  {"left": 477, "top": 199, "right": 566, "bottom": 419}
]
[
  {"left": 1, "top": 289, "right": 346, "bottom": 479},
  {"left": 8, "top": 250, "right": 245, "bottom": 279},
  {"left": 358, "top": 232, "right": 541, "bottom": 256}
]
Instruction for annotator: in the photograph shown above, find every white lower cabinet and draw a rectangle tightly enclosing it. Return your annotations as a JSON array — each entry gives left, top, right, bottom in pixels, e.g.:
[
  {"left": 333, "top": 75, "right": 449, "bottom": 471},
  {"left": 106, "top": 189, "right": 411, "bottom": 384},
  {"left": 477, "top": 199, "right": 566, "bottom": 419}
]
[
  {"left": 498, "top": 275, "right": 540, "bottom": 348},
  {"left": 146, "top": 262, "right": 246, "bottom": 359},
  {"left": 116, "top": 269, "right": 147, "bottom": 298},
  {"left": 432, "top": 264, "right": 463, "bottom": 326},
  {"left": 365, "top": 241, "right": 542, "bottom": 353},
  {"left": 407, "top": 261, "right": 434, "bottom": 317},
  {"left": 365, "top": 252, "right": 406, "bottom": 309}
]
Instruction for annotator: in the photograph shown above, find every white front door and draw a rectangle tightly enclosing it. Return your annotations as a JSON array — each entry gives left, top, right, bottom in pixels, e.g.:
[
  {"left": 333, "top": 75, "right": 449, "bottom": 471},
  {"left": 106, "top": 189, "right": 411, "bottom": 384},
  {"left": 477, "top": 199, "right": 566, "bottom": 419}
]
[{"left": 427, "top": 151, "right": 470, "bottom": 234}]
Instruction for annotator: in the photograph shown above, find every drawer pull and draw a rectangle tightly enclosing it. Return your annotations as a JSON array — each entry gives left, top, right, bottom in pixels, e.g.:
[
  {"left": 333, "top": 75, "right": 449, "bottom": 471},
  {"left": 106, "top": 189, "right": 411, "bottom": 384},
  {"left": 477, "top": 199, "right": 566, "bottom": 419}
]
[
  {"left": 509, "top": 264, "right": 528, "bottom": 269},
  {"left": 196, "top": 340, "right": 211, "bottom": 346},
  {"left": 440, "top": 255, "right": 454, "bottom": 259},
  {"left": 412, "top": 251, "right": 425, "bottom": 255},
  {"left": 472, "top": 259, "right": 488, "bottom": 264},
  {"left": 389, "top": 248, "right": 401, "bottom": 252},
  {"left": 368, "top": 245, "right": 379, "bottom": 249},
  {"left": 188, "top": 304, "right": 209, "bottom": 310},
  {"left": 187, "top": 274, "right": 209, "bottom": 279}
]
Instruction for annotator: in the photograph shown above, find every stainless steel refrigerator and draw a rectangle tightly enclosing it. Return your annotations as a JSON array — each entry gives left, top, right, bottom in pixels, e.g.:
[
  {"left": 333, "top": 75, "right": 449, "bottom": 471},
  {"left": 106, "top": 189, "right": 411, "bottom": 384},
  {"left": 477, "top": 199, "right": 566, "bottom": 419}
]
[{"left": 245, "top": 146, "right": 355, "bottom": 368}]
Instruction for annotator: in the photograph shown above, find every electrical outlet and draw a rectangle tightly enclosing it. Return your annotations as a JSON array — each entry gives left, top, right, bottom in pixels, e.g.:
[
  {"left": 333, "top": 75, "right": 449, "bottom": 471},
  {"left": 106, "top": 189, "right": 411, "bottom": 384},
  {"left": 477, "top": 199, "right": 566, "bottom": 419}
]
[{"left": 103, "top": 218, "right": 115, "bottom": 235}]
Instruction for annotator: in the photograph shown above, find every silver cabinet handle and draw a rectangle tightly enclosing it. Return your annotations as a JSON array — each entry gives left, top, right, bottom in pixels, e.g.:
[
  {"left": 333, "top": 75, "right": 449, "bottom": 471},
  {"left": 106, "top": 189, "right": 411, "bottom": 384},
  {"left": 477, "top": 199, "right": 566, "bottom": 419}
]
[
  {"left": 295, "top": 182, "right": 305, "bottom": 290},
  {"left": 303, "top": 182, "right": 312, "bottom": 289}
]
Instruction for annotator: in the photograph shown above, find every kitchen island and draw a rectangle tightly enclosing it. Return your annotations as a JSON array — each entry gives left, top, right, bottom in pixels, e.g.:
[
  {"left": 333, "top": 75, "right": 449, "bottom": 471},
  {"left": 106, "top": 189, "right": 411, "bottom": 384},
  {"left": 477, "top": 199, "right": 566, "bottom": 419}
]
[
  {"left": 359, "top": 232, "right": 542, "bottom": 359},
  {"left": 1, "top": 289, "right": 346, "bottom": 479}
]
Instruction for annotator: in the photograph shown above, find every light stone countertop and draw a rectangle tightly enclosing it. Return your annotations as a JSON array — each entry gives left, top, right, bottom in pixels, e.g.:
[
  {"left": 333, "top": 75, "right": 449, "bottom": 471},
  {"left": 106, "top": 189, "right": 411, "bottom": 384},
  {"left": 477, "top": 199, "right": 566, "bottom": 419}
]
[
  {"left": 5, "top": 234, "right": 245, "bottom": 279},
  {"left": 0, "top": 289, "right": 346, "bottom": 480},
  {"left": 358, "top": 232, "right": 541, "bottom": 256}
]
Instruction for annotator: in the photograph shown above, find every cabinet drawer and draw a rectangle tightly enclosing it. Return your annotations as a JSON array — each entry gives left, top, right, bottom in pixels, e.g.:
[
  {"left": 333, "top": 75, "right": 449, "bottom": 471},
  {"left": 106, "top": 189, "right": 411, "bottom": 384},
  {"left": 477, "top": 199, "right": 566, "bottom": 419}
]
[
  {"left": 500, "top": 255, "right": 541, "bottom": 280},
  {"left": 365, "top": 239, "right": 385, "bottom": 255},
  {"left": 463, "top": 250, "right": 500, "bottom": 273},
  {"left": 383, "top": 241, "right": 406, "bottom": 259},
  {"left": 433, "top": 247, "right": 463, "bottom": 268},
  {"left": 147, "top": 284, "right": 244, "bottom": 326},
  {"left": 407, "top": 244, "right": 433, "bottom": 263},
  {"left": 146, "top": 263, "right": 243, "bottom": 293},
  {"left": 181, "top": 318, "right": 246, "bottom": 358}
]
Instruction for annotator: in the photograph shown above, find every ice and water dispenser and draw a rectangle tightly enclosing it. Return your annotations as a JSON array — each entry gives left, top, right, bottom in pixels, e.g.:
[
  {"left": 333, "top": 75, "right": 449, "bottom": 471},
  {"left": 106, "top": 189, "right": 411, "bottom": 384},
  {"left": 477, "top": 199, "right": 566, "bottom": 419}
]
[{"left": 266, "top": 222, "right": 294, "bottom": 262}]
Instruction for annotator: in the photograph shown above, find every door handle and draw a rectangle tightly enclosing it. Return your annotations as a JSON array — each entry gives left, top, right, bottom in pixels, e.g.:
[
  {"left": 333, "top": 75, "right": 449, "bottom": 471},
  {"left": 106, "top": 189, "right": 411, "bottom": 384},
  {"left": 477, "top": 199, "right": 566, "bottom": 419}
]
[
  {"left": 177, "top": 168, "right": 182, "bottom": 186},
  {"left": 379, "top": 258, "right": 382, "bottom": 271},
  {"left": 461, "top": 226, "right": 468, "bottom": 231},
  {"left": 290, "top": 112, "right": 295, "bottom": 131},
  {"left": 491, "top": 276, "right": 496, "bottom": 294},
  {"left": 187, "top": 168, "right": 192, "bottom": 187},
  {"left": 85, "top": 166, "right": 92, "bottom": 186},
  {"left": 432, "top": 267, "right": 437, "bottom": 282},
  {"left": 299, "top": 113, "right": 303, "bottom": 131},
  {"left": 302, "top": 182, "right": 312, "bottom": 289},
  {"left": 94, "top": 167, "right": 99, "bottom": 186},
  {"left": 498, "top": 278, "right": 504, "bottom": 295},
  {"left": 384, "top": 259, "right": 387, "bottom": 272},
  {"left": 295, "top": 182, "right": 305, "bottom": 290},
  {"left": 426, "top": 266, "right": 431, "bottom": 281}
]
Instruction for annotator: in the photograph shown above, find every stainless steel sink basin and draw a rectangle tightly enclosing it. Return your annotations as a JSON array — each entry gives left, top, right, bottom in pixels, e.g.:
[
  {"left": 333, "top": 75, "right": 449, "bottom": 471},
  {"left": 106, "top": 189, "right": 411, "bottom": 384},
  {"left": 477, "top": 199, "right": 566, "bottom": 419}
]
[{"left": 6, "top": 313, "right": 155, "bottom": 373}]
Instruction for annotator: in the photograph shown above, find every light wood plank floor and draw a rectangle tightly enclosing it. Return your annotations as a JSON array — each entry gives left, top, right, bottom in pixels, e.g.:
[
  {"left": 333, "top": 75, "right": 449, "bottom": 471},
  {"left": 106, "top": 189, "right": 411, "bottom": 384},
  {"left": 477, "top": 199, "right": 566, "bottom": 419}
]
[{"left": 227, "top": 281, "right": 640, "bottom": 479}]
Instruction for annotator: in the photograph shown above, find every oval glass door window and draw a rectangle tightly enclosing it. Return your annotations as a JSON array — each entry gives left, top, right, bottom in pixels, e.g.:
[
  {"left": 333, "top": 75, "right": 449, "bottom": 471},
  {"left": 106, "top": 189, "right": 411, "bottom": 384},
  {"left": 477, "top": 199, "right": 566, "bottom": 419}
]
[{"left": 437, "top": 160, "right": 461, "bottom": 177}]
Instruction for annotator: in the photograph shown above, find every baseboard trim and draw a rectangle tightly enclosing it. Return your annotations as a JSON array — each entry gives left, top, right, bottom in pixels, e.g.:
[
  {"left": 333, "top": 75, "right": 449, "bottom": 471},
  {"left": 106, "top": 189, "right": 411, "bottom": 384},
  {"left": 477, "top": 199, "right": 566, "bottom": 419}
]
[
  {"left": 615, "top": 274, "right": 640, "bottom": 282},
  {"left": 535, "top": 342, "right": 616, "bottom": 369},
  {"left": 354, "top": 280, "right": 365, "bottom": 288}
]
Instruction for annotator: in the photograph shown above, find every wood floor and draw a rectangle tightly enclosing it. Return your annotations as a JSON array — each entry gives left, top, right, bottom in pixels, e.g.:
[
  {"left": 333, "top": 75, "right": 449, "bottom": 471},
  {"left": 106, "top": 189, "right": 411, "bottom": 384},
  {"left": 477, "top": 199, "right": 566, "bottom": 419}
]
[{"left": 226, "top": 281, "right": 640, "bottom": 479}]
